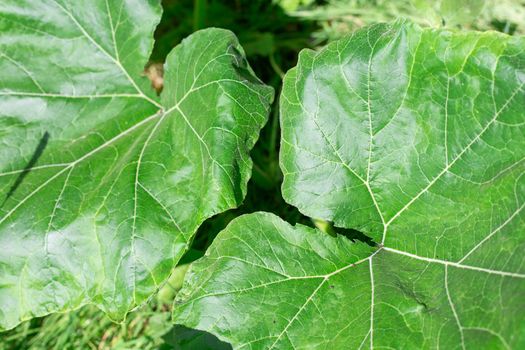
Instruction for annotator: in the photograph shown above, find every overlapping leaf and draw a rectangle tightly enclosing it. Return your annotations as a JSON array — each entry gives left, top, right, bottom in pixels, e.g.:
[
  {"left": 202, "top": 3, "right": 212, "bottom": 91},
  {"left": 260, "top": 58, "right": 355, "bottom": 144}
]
[
  {"left": 0, "top": 0, "right": 273, "bottom": 330},
  {"left": 174, "top": 21, "right": 525, "bottom": 349}
]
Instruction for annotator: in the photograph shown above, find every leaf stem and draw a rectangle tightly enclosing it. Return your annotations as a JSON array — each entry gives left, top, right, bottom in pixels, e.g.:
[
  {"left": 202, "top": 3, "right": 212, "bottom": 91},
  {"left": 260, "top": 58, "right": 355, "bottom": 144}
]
[
  {"left": 268, "top": 91, "right": 280, "bottom": 179},
  {"left": 193, "top": 0, "right": 207, "bottom": 31},
  {"left": 269, "top": 53, "right": 285, "bottom": 79},
  {"left": 312, "top": 219, "right": 337, "bottom": 237}
]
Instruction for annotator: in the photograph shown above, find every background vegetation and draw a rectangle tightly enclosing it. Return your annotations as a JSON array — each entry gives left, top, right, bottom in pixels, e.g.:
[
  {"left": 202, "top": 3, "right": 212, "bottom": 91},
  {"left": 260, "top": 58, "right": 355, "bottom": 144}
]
[{"left": 2, "top": 0, "right": 525, "bottom": 348}]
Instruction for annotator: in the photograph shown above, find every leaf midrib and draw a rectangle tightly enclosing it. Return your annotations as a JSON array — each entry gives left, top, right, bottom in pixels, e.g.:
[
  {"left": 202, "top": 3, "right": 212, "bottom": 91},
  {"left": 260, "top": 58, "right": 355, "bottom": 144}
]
[
  {"left": 288, "top": 28, "right": 524, "bottom": 255},
  {"left": 49, "top": 0, "right": 161, "bottom": 109},
  {"left": 185, "top": 242, "right": 525, "bottom": 350}
]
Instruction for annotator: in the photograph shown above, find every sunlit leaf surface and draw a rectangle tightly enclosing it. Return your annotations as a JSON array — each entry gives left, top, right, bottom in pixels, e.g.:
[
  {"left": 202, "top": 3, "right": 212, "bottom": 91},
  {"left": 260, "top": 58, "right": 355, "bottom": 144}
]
[
  {"left": 0, "top": 0, "right": 273, "bottom": 330},
  {"left": 174, "top": 21, "right": 525, "bottom": 349}
]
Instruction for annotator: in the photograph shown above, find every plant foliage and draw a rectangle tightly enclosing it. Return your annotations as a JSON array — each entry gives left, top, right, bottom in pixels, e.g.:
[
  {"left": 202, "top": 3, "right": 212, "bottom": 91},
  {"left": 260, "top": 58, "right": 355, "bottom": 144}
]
[
  {"left": 0, "top": 0, "right": 273, "bottom": 331},
  {"left": 1, "top": 1, "right": 525, "bottom": 348},
  {"left": 173, "top": 20, "right": 525, "bottom": 349}
]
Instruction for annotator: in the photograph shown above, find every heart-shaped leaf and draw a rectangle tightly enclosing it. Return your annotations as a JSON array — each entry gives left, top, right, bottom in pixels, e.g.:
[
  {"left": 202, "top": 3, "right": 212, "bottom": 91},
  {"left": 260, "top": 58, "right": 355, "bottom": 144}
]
[{"left": 0, "top": 0, "right": 273, "bottom": 330}]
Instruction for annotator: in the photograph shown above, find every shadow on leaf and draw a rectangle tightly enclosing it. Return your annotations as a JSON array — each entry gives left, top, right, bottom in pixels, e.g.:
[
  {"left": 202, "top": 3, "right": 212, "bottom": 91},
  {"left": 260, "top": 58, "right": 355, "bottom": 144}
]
[{"left": 161, "top": 325, "right": 232, "bottom": 350}]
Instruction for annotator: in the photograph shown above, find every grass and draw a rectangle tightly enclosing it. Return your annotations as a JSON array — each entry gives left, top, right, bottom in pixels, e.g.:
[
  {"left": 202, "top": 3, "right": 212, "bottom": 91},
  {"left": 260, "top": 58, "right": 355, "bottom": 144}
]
[{"left": 1, "top": 303, "right": 170, "bottom": 350}]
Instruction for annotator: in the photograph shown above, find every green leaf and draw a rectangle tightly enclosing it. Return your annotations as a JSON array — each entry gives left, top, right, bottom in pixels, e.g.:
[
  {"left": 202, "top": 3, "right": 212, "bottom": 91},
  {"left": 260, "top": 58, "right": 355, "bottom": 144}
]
[
  {"left": 0, "top": 0, "right": 273, "bottom": 330},
  {"left": 174, "top": 212, "right": 376, "bottom": 349},
  {"left": 174, "top": 21, "right": 525, "bottom": 348}
]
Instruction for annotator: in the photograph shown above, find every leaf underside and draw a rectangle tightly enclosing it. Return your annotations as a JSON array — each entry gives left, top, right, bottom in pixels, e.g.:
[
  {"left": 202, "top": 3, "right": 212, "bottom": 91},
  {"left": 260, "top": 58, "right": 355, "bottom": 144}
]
[
  {"left": 0, "top": 0, "right": 273, "bottom": 330},
  {"left": 174, "top": 21, "right": 525, "bottom": 349}
]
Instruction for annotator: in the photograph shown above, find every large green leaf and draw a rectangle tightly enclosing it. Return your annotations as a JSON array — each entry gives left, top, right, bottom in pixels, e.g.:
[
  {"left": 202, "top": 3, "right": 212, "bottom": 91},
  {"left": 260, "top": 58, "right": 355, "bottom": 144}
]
[
  {"left": 174, "top": 21, "right": 525, "bottom": 349},
  {"left": 0, "top": 0, "right": 273, "bottom": 330}
]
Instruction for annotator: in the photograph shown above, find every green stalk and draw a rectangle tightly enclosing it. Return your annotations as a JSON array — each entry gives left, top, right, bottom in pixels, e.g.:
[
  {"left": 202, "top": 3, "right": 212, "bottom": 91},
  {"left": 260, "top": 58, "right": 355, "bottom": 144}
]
[
  {"left": 268, "top": 92, "right": 280, "bottom": 180},
  {"left": 313, "top": 219, "right": 337, "bottom": 237},
  {"left": 193, "top": 0, "right": 207, "bottom": 31},
  {"left": 269, "top": 53, "right": 285, "bottom": 79}
]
